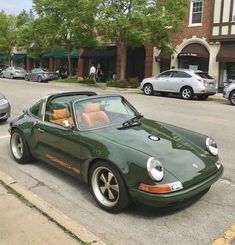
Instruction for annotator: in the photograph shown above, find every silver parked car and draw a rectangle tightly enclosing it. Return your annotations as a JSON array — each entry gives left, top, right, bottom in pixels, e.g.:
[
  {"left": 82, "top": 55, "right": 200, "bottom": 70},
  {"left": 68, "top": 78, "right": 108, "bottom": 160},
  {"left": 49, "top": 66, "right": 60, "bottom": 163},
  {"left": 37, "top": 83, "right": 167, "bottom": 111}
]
[
  {"left": 25, "top": 68, "right": 58, "bottom": 83},
  {"left": 223, "top": 80, "right": 235, "bottom": 105},
  {"left": 0, "top": 93, "right": 10, "bottom": 121},
  {"left": 1, "top": 67, "right": 26, "bottom": 79},
  {"left": 140, "top": 69, "right": 217, "bottom": 100}
]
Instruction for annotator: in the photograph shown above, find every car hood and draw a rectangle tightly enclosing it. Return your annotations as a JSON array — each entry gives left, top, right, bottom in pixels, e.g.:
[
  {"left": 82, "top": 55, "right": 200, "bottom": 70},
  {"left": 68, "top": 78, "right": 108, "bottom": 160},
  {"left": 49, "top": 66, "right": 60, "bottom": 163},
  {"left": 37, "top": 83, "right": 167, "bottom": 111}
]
[{"left": 92, "top": 119, "right": 218, "bottom": 187}]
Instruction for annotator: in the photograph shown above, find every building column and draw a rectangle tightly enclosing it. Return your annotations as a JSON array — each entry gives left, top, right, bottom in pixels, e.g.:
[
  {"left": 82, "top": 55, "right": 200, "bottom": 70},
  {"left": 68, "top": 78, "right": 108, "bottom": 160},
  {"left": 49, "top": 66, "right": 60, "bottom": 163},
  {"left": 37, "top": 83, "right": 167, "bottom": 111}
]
[
  {"left": 144, "top": 44, "right": 154, "bottom": 78},
  {"left": 208, "top": 43, "right": 220, "bottom": 84}
]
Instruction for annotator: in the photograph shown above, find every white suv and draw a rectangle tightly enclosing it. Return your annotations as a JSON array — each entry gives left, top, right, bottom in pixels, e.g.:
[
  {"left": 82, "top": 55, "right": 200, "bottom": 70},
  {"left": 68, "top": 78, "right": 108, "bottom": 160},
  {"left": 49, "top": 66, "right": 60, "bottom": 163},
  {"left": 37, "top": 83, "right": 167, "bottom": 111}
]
[
  {"left": 223, "top": 80, "right": 235, "bottom": 105},
  {"left": 140, "top": 69, "right": 217, "bottom": 100}
]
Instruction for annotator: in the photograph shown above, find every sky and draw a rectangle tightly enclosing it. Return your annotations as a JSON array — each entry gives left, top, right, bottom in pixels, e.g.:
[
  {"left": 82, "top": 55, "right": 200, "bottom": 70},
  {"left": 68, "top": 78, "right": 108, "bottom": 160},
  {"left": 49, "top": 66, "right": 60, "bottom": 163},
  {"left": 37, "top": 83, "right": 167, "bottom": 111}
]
[{"left": 0, "top": 0, "right": 33, "bottom": 15}]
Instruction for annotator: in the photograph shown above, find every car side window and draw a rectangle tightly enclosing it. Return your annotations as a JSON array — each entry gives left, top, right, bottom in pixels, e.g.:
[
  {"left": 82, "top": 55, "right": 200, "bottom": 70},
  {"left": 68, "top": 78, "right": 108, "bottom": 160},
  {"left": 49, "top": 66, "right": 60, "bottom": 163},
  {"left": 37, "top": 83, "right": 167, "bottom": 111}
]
[
  {"left": 29, "top": 100, "right": 43, "bottom": 119},
  {"left": 172, "top": 71, "right": 192, "bottom": 78},
  {"left": 159, "top": 71, "right": 172, "bottom": 78},
  {"left": 45, "top": 97, "right": 74, "bottom": 126}
]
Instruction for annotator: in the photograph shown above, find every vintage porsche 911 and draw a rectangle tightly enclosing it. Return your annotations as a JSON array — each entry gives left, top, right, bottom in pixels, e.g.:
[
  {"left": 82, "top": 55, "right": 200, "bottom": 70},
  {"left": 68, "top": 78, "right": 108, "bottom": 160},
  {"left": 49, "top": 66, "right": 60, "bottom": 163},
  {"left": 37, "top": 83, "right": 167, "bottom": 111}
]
[{"left": 9, "top": 91, "right": 223, "bottom": 213}]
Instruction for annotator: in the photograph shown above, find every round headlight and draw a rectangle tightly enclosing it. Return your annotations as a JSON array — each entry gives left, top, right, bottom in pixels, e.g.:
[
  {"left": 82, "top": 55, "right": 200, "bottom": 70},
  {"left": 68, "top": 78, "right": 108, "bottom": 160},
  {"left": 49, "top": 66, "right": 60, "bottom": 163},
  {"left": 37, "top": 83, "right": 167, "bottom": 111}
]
[
  {"left": 147, "top": 157, "right": 164, "bottom": 181},
  {"left": 206, "top": 137, "right": 218, "bottom": 156}
]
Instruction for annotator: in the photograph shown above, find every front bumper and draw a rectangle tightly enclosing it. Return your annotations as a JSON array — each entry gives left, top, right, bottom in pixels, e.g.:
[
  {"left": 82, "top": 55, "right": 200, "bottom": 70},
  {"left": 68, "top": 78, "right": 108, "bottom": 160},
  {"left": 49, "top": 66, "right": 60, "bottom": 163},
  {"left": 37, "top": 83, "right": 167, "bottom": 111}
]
[
  {"left": 129, "top": 165, "right": 223, "bottom": 208},
  {"left": 0, "top": 104, "right": 11, "bottom": 120}
]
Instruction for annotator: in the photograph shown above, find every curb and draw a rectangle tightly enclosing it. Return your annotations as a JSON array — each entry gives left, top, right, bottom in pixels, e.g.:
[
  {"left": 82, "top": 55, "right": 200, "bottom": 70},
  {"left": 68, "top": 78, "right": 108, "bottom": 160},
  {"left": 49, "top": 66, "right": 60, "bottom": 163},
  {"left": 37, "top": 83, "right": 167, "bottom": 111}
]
[{"left": 0, "top": 170, "right": 107, "bottom": 245}]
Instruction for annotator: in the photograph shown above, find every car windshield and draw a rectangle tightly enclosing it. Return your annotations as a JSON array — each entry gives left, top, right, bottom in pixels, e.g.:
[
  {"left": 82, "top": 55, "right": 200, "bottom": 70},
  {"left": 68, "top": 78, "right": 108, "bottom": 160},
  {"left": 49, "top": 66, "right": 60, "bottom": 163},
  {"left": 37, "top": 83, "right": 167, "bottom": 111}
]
[
  {"left": 74, "top": 96, "right": 138, "bottom": 130},
  {"left": 195, "top": 72, "right": 213, "bottom": 79}
]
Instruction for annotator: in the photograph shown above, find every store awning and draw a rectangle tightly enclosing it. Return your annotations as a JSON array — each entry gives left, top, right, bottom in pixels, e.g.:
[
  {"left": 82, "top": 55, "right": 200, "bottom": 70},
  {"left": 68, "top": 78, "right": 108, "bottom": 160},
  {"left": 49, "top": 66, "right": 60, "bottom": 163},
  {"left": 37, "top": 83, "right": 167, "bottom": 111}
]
[
  {"left": 0, "top": 54, "right": 7, "bottom": 61},
  {"left": 11, "top": 54, "right": 26, "bottom": 61},
  {"left": 178, "top": 43, "right": 209, "bottom": 58},
  {"left": 81, "top": 48, "right": 116, "bottom": 58},
  {"left": 43, "top": 48, "right": 79, "bottom": 58},
  {"left": 216, "top": 43, "right": 235, "bottom": 62},
  {"left": 155, "top": 51, "right": 171, "bottom": 62}
]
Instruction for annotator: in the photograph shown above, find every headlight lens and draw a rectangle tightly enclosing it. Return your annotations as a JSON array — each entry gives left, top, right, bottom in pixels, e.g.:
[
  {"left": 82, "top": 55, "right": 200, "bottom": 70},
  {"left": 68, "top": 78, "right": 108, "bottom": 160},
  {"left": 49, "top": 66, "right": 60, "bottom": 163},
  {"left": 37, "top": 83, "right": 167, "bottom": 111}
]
[
  {"left": 147, "top": 157, "right": 164, "bottom": 181},
  {"left": 206, "top": 137, "right": 218, "bottom": 156},
  {"left": 0, "top": 98, "right": 8, "bottom": 106}
]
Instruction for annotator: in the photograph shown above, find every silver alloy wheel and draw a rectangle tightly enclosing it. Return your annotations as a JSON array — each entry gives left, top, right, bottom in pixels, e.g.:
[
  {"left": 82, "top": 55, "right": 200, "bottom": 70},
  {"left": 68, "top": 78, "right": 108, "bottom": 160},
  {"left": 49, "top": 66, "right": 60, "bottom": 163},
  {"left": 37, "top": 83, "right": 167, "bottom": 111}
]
[
  {"left": 230, "top": 92, "right": 235, "bottom": 105},
  {"left": 144, "top": 84, "right": 153, "bottom": 95},
  {"left": 10, "top": 74, "right": 14, "bottom": 79},
  {"left": 38, "top": 76, "right": 42, "bottom": 82},
  {"left": 182, "top": 88, "right": 192, "bottom": 99},
  {"left": 11, "top": 132, "right": 24, "bottom": 160},
  {"left": 91, "top": 166, "right": 120, "bottom": 207}
]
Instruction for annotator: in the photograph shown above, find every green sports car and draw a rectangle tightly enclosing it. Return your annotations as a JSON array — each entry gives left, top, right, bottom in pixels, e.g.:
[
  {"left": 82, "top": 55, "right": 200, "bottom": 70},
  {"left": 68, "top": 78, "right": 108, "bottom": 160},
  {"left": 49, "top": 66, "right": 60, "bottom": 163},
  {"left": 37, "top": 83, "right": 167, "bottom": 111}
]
[{"left": 9, "top": 91, "right": 223, "bottom": 213}]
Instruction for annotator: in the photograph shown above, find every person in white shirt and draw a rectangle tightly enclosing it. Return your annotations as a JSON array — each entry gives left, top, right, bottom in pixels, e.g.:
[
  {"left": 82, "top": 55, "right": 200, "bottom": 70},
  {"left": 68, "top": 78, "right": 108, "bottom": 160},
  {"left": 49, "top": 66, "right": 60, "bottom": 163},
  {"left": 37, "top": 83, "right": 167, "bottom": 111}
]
[{"left": 89, "top": 65, "right": 96, "bottom": 81}]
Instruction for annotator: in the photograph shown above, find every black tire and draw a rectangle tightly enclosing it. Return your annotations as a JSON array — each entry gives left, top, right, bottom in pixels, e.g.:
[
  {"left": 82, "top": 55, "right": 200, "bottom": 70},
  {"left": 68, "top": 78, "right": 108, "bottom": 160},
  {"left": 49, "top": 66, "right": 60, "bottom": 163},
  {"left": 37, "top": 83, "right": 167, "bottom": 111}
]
[
  {"left": 25, "top": 75, "right": 29, "bottom": 81},
  {"left": 198, "top": 95, "right": 209, "bottom": 100},
  {"left": 229, "top": 90, "right": 235, "bottom": 105},
  {"left": 89, "top": 161, "right": 130, "bottom": 213},
  {"left": 10, "top": 74, "right": 14, "bottom": 79},
  {"left": 37, "top": 76, "right": 42, "bottom": 83},
  {"left": 143, "top": 84, "right": 153, "bottom": 95},
  {"left": 10, "top": 129, "right": 33, "bottom": 164},
  {"left": 181, "top": 86, "right": 194, "bottom": 100}
]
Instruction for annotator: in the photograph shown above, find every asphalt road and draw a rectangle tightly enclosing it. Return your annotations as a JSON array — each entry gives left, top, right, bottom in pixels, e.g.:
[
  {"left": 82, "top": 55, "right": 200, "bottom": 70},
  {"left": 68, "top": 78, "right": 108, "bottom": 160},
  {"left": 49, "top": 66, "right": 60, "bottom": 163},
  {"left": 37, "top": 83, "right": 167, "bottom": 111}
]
[{"left": 0, "top": 78, "right": 234, "bottom": 245}]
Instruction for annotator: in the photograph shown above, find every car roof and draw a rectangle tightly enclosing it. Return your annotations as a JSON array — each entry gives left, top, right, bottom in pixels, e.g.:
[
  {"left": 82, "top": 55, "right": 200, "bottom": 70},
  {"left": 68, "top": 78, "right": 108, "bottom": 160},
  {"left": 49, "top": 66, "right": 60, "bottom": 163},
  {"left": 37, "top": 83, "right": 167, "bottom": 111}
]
[
  {"left": 44, "top": 91, "right": 97, "bottom": 100},
  {"left": 164, "top": 69, "right": 207, "bottom": 73}
]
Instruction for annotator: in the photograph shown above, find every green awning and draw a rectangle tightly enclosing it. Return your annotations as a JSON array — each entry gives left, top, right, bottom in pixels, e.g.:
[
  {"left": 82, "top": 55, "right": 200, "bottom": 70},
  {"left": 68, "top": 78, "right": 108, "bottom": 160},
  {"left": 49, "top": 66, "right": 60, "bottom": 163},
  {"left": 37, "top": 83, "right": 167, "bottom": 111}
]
[
  {"left": 11, "top": 54, "right": 26, "bottom": 61},
  {"left": 43, "top": 48, "right": 79, "bottom": 58},
  {"left": 0, "top": 54, "right": 7, "bottom": 61}
]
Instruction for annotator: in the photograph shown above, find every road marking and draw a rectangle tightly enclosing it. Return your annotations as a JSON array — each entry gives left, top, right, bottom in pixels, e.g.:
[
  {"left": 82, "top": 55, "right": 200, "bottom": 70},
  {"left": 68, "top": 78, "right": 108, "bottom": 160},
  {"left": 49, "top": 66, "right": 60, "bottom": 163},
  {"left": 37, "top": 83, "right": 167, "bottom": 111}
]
[
  {"left": 212, "top": 223, "right": 235, "bottom": 245},
  {"left": 0, "top": 135, "right": 10, "bottom": 140}
]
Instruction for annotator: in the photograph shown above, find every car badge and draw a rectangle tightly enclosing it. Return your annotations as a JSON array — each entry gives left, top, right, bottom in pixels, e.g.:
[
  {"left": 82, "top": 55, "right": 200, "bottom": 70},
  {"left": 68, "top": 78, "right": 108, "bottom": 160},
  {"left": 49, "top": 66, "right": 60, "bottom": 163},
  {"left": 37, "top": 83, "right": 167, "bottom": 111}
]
[
  {"left": 148, "top": 135, "right": 160, "bottom": 141},
  {"left": 193, "top": 164, "right": 199, "bottom": 169}
]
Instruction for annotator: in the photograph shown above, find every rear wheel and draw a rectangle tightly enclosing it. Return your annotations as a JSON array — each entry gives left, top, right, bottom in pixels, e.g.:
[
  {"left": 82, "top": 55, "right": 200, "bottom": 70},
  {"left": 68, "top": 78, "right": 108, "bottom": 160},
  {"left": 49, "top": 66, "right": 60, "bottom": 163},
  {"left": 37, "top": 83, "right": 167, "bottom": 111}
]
[
  {"left": 229, "top": 90, "right": 235, "bottom": 105},
  {"left": 10, "top": 74, "right": 14, "bottom": 79},
  {"left": 90, "top": 161, "right": 130, "bottom": 213},
  {"left": 10, "top": 129, "right": 33, "bottom": 164},
  {"left": 143, "top": 84, "right": 153, "bottom": 95},
  {"left": 181, "top": 86, "right": 193, "bottom": 100}
]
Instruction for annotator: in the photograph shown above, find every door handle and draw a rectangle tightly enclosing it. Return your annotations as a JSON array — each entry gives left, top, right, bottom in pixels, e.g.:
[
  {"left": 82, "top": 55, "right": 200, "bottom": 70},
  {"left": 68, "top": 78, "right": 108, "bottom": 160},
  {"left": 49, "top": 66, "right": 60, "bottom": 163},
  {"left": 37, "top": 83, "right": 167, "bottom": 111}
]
[{"left": 37, "top": 128, "right": 45, "bottom": 133}]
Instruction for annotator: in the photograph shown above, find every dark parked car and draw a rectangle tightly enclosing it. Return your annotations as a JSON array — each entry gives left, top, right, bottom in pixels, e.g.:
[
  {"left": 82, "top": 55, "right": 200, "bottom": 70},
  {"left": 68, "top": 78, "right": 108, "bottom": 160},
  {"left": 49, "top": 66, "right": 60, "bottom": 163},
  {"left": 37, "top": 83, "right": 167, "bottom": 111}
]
[
  {"left": 0, "top": 93, "right": 10, "bottom": 121},
  {"left": 9, "top": 91, "right": 223, "bottom": 213},
  {"left": 25, "top": 68, "right": 58, "bottom": 83}
]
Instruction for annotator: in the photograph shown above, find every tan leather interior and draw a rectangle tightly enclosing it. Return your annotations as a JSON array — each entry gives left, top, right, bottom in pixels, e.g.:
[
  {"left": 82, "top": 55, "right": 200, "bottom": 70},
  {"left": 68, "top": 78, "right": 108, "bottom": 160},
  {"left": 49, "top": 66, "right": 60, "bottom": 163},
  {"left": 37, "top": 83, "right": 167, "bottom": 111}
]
[
  {"left": 49, "top": 108, "right": 73, "bottom": 126},
  {"left": 82, "top": 103, "right": 110, "bottom": 127}
]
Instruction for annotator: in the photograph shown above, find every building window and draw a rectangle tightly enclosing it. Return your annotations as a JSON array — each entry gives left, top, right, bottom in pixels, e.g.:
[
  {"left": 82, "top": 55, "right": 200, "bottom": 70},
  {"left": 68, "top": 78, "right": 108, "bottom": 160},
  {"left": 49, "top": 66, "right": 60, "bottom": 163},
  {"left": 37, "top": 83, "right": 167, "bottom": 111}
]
[{"left": 189, "top": 0, "right": 203, "bottom": 26}]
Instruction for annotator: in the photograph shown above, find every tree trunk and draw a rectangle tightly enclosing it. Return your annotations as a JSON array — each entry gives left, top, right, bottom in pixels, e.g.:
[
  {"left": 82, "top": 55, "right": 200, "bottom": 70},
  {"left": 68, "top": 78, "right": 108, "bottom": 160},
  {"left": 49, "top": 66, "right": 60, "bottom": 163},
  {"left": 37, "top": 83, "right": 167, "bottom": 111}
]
[
  {"left": 117, "top": 41, "right": 127, "bottom": 81},
  {"left": 67, "top": 51, "right": 72, "bottom": 77}
]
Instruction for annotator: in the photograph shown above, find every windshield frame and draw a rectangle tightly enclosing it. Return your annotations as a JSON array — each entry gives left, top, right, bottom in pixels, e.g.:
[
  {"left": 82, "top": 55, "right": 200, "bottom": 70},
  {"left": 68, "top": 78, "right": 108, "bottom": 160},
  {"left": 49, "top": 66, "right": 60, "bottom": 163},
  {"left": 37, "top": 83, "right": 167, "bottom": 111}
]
[{"left": 72, "top": 95, "right": 141, "bottom": 131}]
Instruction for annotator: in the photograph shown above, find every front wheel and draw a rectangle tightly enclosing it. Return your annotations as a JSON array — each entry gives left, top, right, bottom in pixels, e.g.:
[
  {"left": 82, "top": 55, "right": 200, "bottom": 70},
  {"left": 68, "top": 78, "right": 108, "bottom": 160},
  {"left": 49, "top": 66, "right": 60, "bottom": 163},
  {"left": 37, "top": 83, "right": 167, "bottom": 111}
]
[
  {"left": 25, "top": 75, "right": 29, "bottom": 81},
  {"left": 229, "top": 91, "right": 235, "bottom": 105},
  {"left": 143, "top": 84, "right": 153, "bottom": 95},
  {"left": 90, "top": 161, "right": 130, "bottom": 213},
  {"left": 10, "top": 129, "right": 33, "bottom": 164},
  {"left": 181, "top": 87, "right": 194, "bottom": 100},
  {"left": 37, "top": 76, "right": 42, "bottom": 83}
]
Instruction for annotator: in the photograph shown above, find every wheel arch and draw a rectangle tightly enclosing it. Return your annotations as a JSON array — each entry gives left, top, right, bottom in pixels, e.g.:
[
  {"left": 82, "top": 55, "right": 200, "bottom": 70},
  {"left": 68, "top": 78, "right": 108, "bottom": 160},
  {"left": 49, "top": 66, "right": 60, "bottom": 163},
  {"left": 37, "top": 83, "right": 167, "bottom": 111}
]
[
  {"left": 180, "top": 85, "right": 194, "bottom": 93},
  {"left": 229, "top": 89, "right": 235, "bottom": 99}
]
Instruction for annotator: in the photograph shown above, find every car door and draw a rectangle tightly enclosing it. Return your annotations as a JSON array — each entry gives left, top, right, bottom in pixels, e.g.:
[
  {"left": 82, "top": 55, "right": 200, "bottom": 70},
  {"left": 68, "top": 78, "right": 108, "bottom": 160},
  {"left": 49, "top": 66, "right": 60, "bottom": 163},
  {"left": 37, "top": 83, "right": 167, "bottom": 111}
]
[
  {"left": 31, "top": 97, "right": 82, "bottom": 178},
  {"left": 169, "top": 71, "right": 192, "bottom": 92},
  {"left": 153, "top": 71, "right": 173, "bottom": 91}
]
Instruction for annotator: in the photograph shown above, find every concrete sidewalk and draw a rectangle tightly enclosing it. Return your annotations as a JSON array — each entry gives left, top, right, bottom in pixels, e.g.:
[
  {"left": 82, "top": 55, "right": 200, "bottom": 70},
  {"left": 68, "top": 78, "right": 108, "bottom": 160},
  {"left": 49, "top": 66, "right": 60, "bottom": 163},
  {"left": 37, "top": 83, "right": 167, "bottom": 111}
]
[{"left": 0, "top": 171, "right": 106, "bottom": 245}]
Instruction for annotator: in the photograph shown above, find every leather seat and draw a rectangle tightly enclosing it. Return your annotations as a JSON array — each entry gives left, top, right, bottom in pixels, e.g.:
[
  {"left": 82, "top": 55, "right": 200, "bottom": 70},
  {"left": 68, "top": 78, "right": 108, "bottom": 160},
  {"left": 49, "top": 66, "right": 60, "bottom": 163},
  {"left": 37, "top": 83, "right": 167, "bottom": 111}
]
[
  {"left": 82, "top": 103, "right": 110, "bottom": 127},
  {"left": 49, "top": 108, "right": 73, "bottom": 126}
]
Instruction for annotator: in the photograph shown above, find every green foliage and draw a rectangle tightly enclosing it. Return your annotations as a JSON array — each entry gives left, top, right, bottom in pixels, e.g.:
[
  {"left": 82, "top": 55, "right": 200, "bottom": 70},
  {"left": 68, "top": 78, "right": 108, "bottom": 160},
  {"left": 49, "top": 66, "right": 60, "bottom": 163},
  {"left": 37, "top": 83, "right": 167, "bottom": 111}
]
[
  {"left": 78, "top": 78, "right": 96, "bottom": 84},
  {"left": 106, "top": 80, "right": 119, "bottom": 87},
  {"left": 0, "top": 11, "right": 17, "bottom": 65},
  {"left": 128, "top": 77, "right": 139, "bottom": 88}
]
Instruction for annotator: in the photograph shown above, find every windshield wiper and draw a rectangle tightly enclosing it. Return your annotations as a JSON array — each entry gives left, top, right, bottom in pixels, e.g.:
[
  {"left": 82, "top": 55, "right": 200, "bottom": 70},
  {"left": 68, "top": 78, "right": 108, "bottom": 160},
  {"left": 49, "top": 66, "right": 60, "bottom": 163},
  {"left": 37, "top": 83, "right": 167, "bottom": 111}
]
[{"left": 118, "top": 114, "right": 143, "bottom": 129}]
